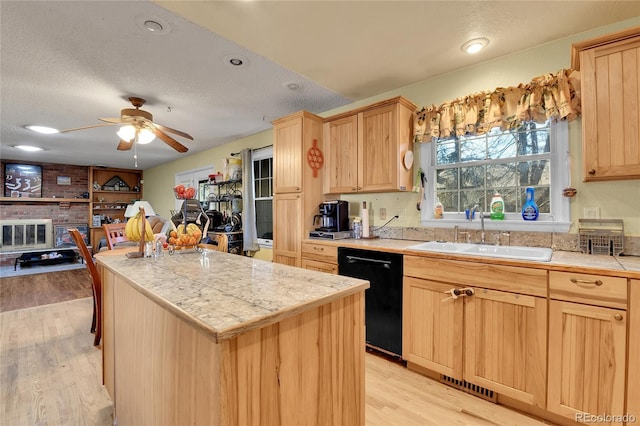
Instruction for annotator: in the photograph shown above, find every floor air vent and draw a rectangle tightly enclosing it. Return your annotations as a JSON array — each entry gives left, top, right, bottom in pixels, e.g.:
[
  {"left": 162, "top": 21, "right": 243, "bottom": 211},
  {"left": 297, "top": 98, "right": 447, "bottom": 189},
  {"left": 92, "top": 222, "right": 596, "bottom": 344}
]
[{"left": 441, "top": 375, "right": 497, "bottom": 403}]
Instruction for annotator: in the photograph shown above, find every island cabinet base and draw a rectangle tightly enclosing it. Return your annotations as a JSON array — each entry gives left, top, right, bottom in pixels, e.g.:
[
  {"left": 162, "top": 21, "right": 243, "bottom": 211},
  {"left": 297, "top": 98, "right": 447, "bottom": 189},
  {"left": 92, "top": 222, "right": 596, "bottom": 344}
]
[{"left": 104, "top": 270, "right": 365, "bottom": 426}]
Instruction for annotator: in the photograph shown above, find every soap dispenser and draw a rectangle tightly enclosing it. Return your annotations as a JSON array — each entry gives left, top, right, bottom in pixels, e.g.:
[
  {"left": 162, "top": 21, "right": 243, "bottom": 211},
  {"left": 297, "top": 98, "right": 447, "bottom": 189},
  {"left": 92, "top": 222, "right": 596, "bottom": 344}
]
[{"left": 522, "top": 187, "right": 539, "bottom": 220}]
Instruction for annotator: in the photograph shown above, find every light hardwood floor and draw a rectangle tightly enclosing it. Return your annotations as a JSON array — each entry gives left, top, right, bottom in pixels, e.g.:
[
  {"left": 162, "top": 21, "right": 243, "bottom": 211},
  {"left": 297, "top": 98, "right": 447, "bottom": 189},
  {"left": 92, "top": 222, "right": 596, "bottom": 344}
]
[{"left": 0, "top": 297, "right": 552, "bottom": 425}]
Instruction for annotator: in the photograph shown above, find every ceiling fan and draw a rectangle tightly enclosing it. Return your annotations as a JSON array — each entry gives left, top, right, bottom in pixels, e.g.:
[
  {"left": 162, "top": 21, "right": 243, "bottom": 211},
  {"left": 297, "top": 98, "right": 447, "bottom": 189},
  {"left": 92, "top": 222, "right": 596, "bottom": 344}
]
[{"left": 60, "top": 97, "right": 193, "bottom": 153}]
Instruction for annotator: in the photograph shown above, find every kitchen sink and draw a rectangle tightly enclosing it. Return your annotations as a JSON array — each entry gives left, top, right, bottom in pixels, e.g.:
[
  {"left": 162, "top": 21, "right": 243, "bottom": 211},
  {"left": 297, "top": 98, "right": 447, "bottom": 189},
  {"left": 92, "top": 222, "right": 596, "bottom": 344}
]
[{"left": 406, "top": 241, "right": 553, "bottom": 262}]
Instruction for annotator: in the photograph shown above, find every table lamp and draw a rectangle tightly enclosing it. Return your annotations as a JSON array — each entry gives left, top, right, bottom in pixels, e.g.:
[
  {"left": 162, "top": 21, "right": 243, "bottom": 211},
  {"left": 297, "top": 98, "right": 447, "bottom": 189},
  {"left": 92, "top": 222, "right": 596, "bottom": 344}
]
[{"left": 124, "top": 200, "right": 156, "bottom": 218}]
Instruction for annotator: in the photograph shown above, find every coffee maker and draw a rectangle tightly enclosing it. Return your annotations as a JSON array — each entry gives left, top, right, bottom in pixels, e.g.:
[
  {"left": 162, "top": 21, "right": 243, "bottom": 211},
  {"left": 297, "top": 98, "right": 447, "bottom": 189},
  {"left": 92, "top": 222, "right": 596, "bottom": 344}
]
[{"left": 313, "top": 200, "right": 349, "bottom": 232}]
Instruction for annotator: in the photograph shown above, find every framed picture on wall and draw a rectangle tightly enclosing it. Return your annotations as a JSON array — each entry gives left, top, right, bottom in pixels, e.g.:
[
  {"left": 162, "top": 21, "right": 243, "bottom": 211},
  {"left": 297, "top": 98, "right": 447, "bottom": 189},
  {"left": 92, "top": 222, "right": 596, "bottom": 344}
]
[{"left": 4, "top": 163, "right": 43, "bottom": 198}]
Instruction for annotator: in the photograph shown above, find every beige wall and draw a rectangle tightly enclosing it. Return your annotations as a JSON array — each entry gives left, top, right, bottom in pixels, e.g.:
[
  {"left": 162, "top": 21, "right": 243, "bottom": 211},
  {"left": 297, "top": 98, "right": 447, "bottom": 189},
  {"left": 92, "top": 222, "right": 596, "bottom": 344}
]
[{"left": 144, "top": 17, "right": 640, "bottom": 250}]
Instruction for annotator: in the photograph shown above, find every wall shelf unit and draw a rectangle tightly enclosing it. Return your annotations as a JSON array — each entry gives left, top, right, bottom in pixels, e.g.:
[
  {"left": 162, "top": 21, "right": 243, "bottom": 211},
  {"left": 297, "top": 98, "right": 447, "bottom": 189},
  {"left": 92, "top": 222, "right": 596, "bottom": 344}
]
[{"left": 89, "top": 166, "right": 143, "bottom": 248}]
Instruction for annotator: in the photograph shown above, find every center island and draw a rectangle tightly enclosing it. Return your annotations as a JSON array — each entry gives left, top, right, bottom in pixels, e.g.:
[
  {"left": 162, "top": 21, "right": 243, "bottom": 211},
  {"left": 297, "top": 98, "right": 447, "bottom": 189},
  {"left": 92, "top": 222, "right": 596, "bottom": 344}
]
[{"left": 96, "top": 248, "right": 369, "bottom": 426}]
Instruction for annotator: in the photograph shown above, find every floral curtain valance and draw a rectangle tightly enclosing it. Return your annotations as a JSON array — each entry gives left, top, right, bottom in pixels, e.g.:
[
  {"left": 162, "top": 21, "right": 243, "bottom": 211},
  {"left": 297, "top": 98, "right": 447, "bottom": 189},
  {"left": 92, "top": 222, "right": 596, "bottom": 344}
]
[{"left": 413, "top": 68, "right": 581, "bottom": 143}]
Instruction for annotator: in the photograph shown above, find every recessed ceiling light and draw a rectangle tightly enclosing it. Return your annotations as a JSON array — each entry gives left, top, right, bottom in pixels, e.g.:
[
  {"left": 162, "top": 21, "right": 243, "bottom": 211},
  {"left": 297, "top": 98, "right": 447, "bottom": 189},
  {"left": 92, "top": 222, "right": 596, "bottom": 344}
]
[
  {"left": 25, "top": 125, "right": 59, "bottom": 134},
  {"left": 144, "top": 20, "right": 163, "bottom": 32},
  {"left": 134, "top": 15, "right": 171, "bottom": 35},
  {"left": 283, "top": 81, "right": 301, "bottom": 91},
  {"left": 14, "top": 145, "right": 43, "bottom": 152},
  {"left": 223, "top": 54, "right": 249, "bottom": 68},
  {"left": 461, "top": 37, "right": 489, "bottom": 54}
]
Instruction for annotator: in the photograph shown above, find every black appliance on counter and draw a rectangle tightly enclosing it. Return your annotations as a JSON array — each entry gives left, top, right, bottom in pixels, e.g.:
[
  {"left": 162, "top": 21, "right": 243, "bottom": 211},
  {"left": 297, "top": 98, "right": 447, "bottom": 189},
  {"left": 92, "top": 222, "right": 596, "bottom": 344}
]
[
  {"left": 313, "top": 200, "right": 349, "bottom": 232},
  {"left": 338, "top": 247, "right": 403, "bottom": 358}
]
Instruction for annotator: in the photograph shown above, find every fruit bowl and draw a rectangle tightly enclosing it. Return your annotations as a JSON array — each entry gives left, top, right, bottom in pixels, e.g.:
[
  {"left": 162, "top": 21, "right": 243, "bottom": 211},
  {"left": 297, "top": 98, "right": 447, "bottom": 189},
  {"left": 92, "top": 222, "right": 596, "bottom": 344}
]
[
  {"left": 167, "top": 224, "right": 203, "bottom": 247},
  {"left": 173, "top": 184, "right": 196, "bottom": 200}
]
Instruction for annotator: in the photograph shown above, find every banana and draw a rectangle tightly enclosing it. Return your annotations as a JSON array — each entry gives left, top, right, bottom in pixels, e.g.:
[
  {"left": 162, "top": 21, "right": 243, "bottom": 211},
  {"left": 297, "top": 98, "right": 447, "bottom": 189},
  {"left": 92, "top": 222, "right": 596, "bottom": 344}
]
[
  {"left": 131, "top": 214, "right": 140, "bottom": 241},
  {"left": 124, "top": 212, "right": 155, "bottom": 242},
  {"left": 125, "top": 215, "right": 134, "bottom": 240}
]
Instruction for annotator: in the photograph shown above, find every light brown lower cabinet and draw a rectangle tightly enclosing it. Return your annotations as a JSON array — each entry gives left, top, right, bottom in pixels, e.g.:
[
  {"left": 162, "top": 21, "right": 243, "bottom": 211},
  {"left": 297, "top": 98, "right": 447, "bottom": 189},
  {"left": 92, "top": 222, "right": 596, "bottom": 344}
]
[
  {"left": 547, "top": 300, "right": 627, "bottom": 423},
  {"left": 628, "top": 280, "right": 640, "bottom": 422},
  {"left": 547, "top": 270, "right": 629, "bottom": 424},
  {"left": 301, "top": 242, "right": 338, "bottom": 274},
  {"left": 272, "top": 193, "right": 302, "bottom": 266},
  {"left": 403, "top": 255, "right": 547, "bottom": 409}
]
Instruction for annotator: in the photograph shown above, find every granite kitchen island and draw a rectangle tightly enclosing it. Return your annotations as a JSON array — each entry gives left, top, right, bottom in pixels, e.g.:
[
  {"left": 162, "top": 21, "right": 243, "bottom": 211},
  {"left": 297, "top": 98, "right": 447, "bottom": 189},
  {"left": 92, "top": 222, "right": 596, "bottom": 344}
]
[{"left": 96, "top": 249, "right": 369, "bottom": 426}]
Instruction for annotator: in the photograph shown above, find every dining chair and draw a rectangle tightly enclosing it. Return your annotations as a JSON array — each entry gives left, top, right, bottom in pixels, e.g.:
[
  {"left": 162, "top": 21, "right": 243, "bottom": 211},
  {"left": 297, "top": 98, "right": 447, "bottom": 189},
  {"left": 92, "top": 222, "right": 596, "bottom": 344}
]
[
  {"left": 68, "top": 228, "right": 102, "bottom": 346},
  {"left": 216, "top": 233, "right": 229, "bottom": 253},
  {"left": 102, "top": 222, "right": 129, "bottom": 250},
  {"left": 197, "top": 233, "right": 229, "bottom": 253}
]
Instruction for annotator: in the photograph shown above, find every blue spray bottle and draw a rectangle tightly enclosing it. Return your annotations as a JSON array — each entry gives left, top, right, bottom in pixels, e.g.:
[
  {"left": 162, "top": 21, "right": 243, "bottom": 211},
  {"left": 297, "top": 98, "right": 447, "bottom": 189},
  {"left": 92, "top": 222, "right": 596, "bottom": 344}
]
[{"left": 522, "top": 187, "right": 539, "bottom": 221}]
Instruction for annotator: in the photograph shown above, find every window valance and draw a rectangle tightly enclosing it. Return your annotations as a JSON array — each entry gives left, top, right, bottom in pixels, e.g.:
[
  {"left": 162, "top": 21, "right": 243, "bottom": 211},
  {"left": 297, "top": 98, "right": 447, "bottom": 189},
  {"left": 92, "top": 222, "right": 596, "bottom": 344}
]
[{"left": 413, "top": 68, "right": 581, "bottom": 142}]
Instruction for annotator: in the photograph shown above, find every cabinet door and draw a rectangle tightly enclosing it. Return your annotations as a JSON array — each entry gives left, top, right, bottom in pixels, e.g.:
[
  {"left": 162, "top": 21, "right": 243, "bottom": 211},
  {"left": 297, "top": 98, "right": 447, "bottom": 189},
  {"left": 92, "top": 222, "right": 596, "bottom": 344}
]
[
  {"left": 547, "top": 300, "right": 626, "bottom": 422},
  {"left": 581, "top": 35, "right": 640, "bottom": 181},
  {"left": 359, "top": 104, "right": 399, "bottom": 192},
  {"left": 274, "top": 116, "right": 303, "bottom": 193},
  {"left": 272, "top": 193, "right": 302, "bottom": 266},
  {"left": 324, "top": 115, "right": 358, "bottom": 194},
  {"left": 464, "top": 288, "right": 547, "bottom": 408},
  {"left": 628, "top": 280, "right": 640, "bottom": 422},
  {"left": 402, "top": 277, "right": 463, "bottom": 380}
]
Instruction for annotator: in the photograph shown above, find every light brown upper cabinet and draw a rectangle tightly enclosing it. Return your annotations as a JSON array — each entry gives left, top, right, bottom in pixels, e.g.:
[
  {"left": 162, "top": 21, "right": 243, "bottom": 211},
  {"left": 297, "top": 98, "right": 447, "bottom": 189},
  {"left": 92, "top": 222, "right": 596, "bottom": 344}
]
[
  {"left": 572, "top": 27, "right": 640, "bottom": 181},
  {"left": 323, "top": 96, "right": 416, "bottom": 194}
]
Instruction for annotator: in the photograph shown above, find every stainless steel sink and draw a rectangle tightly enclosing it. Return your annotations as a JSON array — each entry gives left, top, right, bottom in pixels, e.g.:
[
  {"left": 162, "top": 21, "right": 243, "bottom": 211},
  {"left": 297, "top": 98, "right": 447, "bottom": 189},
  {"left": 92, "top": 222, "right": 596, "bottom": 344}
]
[{"left": 406, "top": 241, "right": 553, "bottom": 262}]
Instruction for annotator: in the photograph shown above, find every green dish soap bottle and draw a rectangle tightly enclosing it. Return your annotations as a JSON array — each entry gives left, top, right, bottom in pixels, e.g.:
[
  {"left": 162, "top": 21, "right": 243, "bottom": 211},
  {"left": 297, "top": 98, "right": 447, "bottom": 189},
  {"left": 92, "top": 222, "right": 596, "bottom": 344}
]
[
  {"left": 522, "top": 187, "right": 539, "bottom": 220},
  {"left": 490, "top": 192, "right": 505, "bottom": 220}
]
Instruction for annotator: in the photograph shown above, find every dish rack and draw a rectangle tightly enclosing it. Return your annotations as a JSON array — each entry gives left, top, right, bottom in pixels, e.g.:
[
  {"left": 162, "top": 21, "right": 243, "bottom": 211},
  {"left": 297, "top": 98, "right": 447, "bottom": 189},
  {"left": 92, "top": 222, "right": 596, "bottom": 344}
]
[{"left": 578, "top": 219, "right": 624, "bottom": 256}]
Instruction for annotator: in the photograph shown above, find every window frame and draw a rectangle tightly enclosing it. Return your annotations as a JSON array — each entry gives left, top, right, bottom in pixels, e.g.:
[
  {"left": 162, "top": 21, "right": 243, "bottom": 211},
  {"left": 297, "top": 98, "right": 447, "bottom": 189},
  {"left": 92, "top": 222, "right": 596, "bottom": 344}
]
[
  {"left": 252, "top": 146, "right": 273, "bottom": 248},
  {"left": 419, "top": 120, "right": 570, "bottom": 233}
]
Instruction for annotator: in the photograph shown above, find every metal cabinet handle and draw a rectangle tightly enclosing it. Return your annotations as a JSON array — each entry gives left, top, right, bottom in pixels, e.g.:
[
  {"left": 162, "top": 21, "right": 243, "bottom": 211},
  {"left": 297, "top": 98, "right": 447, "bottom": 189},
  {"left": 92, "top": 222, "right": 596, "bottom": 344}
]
[
  {"left": 351, "top": 187, "right": 357, "bottom": 191},
  {"left": 588, "top": 169, "right": 596, "bottom": 175},
  {"left": 614, "top": 313, "right": 623, "bottom": 321},
  {"left": 570, "top": 278, "right": 603, "bottom": 286},
  {"left": 313, "top": 246, "right": 324, "bottom": 251}
]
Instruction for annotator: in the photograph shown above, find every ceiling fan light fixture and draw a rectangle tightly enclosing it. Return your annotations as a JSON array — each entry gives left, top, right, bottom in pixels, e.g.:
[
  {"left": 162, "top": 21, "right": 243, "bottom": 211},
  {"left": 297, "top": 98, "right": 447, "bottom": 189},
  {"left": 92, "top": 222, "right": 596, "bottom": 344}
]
[
  {"left": 137, "top": 128, "right": 156, "bottom": 144},
  {"left": 461, "top": 37, "right": 489, "bottom": 54},
  {"left": 117, "top": 125, "right": 136, "bottom": 142},
  {"left": 26, "top": 125, "right": 59, "bottom": 134}
]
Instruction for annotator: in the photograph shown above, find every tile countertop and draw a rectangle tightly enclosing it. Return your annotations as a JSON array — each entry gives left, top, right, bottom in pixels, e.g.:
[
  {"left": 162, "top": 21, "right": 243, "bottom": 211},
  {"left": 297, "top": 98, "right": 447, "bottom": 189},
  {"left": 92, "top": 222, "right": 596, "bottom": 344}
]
[
  {"left": 96, "top": 250, "right": 369, "bottom": 343},
  {"left": 303, "top": 238, "right": 640, "bottom": 279}
]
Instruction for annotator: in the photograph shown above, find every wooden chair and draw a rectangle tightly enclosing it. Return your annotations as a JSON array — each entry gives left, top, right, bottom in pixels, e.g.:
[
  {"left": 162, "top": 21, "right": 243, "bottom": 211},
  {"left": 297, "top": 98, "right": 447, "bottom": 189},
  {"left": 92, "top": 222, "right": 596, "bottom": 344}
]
[
  {"left": 103, "top": 222, "right": 128, "bottom": 250},
  {"left": 68, "top": 228, "right": 101, "bottom": 346},
  {"left": 197, "top": 233, "right": 229, "bottom": 253}
]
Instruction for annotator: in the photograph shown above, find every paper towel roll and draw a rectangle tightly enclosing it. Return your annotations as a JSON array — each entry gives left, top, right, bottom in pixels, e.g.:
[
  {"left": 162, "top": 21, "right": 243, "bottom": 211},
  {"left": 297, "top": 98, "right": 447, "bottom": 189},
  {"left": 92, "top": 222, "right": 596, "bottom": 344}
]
[{"left": 362, "top": 202, "right": 370, "bottom": 238}]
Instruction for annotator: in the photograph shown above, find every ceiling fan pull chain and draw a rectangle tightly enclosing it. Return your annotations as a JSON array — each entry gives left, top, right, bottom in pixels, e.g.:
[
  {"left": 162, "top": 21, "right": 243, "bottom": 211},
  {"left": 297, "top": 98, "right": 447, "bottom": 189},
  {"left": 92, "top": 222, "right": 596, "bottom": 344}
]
[{"left": 134, "top": 143, "right": 138, "bottom": 168}]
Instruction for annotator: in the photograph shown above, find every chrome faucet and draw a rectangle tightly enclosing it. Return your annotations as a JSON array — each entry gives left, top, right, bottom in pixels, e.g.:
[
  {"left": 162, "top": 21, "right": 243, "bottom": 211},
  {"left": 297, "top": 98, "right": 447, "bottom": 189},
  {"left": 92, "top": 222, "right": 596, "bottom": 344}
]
[{"left": 470, "top": 204, "right": 487, "bottom": 244}]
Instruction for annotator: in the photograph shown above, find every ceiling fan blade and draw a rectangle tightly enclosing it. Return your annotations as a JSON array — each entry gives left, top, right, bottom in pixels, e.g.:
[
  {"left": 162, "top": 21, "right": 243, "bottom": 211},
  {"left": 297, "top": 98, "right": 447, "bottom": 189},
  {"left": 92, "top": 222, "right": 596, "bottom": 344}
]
[
  {"left": 99, "top": 117, "right": 126, "bottom": 124},
  {"left": 117, "top": 139, "right": 133, "bottom": 151},
  {"left": 151, "top": 128, "right": 189, "bottom": 153},
  {"left": 153, "top": 123, "right": 194, "bottom": 140},
  {"left": 59, "top": 122, "right": 120, "bottom": 133}
]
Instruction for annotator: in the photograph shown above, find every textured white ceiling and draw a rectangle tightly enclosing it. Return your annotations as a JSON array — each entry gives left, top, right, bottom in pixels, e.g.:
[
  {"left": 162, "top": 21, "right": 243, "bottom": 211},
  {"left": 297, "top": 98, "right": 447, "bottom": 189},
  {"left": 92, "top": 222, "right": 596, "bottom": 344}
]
[{"left": 1, "top": 1, "right": 638, "bottom": 169}]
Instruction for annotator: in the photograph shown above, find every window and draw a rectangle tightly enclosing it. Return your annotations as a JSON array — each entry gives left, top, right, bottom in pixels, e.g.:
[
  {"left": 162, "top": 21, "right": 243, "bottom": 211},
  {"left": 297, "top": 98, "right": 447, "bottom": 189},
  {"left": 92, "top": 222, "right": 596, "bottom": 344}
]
[
  {"left": 253, "top": 147, "right": 273, "bottom": 246},
  {"left": 420, "top": 119, "right": 570, "bottom": 232}
]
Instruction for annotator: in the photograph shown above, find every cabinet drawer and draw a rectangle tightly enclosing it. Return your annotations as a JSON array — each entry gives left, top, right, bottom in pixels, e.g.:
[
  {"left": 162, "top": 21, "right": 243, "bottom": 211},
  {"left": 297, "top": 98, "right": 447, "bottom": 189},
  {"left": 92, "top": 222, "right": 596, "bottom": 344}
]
[
  {"left": 301, "top": 258, "right": 338, "bottom": 275},
  {"left": 404, "top": 255, "right": 547, "bottom": 297},
  {"left": 549, "top": 271, "right": 627, "bottom": 309},
  {"left": 301, "top": 242, "right": 337, "bottom": 263}
]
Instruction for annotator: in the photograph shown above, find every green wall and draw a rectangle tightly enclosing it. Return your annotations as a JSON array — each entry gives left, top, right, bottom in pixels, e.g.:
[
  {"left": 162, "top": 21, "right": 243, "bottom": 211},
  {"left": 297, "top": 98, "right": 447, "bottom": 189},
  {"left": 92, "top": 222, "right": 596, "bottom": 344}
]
[{"left": 144, "top": 17, "right": 640, "bottom": 237}]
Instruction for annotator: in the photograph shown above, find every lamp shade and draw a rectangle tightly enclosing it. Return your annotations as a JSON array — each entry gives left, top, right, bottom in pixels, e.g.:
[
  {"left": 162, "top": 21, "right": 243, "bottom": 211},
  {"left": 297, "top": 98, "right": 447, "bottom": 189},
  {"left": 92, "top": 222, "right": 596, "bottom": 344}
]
[{"left": 124, "top": 200, "right": 156, "bottom": 218}]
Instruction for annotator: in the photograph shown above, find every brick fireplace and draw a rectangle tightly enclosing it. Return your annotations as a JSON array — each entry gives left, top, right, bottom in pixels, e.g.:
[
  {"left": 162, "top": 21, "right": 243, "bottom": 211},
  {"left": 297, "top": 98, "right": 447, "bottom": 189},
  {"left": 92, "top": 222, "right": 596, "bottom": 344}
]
[{"left": 0, "top": 160, "right": 90, "bottom": 267}]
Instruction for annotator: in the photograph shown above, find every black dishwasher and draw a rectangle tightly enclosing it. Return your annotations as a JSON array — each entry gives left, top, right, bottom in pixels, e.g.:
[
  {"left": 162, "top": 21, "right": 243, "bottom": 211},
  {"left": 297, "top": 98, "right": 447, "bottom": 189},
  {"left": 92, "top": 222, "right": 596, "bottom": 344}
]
[{"left": 338, "top": 247, "right": 403, "bottom": 357}]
